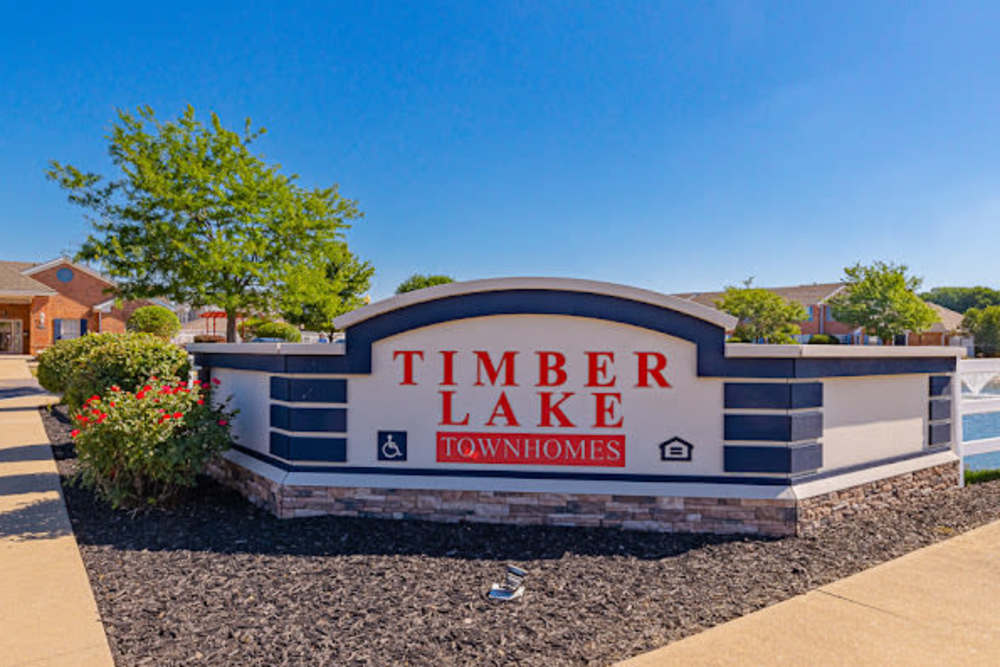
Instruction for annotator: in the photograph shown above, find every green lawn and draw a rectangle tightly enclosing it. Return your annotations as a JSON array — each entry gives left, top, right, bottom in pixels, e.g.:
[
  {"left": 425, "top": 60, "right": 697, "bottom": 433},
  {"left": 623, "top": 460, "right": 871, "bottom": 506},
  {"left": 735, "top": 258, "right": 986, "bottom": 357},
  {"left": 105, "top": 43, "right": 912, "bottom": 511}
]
[{"left": 965, "top": 468, "right": 1000, "bottom": 485}]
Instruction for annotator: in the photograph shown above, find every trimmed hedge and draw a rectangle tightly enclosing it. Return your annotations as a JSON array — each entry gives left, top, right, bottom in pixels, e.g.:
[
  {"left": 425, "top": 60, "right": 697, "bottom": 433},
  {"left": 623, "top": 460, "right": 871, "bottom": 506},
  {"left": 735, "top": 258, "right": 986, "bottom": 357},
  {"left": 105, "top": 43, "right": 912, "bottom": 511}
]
[
  {"left": 36, "top": 333, "right": 117, "bottom": 395},
  {"left": 808, "top": 334, "right": 841, "bottom": 344},
  {"left": 128, "top": 305, "right": 181, "bottom": 340},
  {"left": 253, "top": 321, "right": 301, "bottom": 342},
  {"left": 193, "top": 334, "right": 225, "bottom": 343},
  {"left": 63, "top": 333, "right": 190, "bottom": 411}
]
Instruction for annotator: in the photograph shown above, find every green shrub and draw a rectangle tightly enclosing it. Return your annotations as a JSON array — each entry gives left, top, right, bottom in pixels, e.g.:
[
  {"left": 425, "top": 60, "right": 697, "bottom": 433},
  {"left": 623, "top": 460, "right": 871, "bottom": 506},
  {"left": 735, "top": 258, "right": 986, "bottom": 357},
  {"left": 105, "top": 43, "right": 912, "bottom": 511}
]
[
  {"left": 70, "top": 377, "right": 235, "bottom": 508},
  {"left": 808, "top": 334, "right": 841, "bottom": 344},
  {"left": 253, "top": 321, "right": 301, "bottom": 342},
  {"left": 64, "top": 333, "right": 190, "bottom": 411},
  {"left": 36, "top": 333, "right": 117, "bottom": 395},
  {"left": 965, "top": 468, "right": 1000, "bottom": 485},
  {"left": 238, "top": 316, "right": 268, "bottom": 340},
  {"left": 127, "top": 305, "right": 181, "bottom": 339}
]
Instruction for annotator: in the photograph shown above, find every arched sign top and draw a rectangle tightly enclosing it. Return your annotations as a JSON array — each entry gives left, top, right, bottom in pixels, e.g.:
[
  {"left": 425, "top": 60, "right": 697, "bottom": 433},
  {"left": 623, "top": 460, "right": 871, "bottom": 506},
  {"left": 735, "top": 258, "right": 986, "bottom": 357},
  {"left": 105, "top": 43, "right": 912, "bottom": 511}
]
[{"left": 333, "top": 277, "right": 737, "bottom": 331}]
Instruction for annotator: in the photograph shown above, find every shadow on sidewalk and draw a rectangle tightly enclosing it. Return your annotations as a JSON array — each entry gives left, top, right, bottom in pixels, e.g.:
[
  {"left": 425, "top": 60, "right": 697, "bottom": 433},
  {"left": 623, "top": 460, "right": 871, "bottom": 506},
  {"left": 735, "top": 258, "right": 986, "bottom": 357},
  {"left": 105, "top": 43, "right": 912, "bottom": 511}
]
[{"left": 0, "top": 496, "right": 71, "bottom": 540}]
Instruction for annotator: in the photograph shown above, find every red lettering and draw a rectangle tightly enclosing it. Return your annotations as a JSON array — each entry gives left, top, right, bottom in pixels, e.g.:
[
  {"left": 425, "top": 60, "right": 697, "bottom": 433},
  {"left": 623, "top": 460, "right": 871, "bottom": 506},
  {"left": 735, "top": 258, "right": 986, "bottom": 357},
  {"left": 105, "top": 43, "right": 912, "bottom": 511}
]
[
  {"left": 485, "top": 392, "right": 520, "bottom": 427},
  {"left": 436, "top": 431, "right": 625, "bottom": 467},
  {"left": 585, "top": 351, "right": 616, "bottom": 387},
  {"left": 393, "top": 350, "right": 424, "bottom": 385},
  {"left": 474, "top": 350, "right": 519, "bottom": 386},
  {"left": 592, "top": 392, "right": 623, "bottom": 428},
  {"left": 635, "top": 352, "right": 671, "bottom": 388},
  {"left": 439, "top": 390, "right": 470, "bottom": 426},
  {"left": 535, "top": 351, "right": 568, "bottom": 387},
  {"left": 538, "top": 391, "right": 575, "bottom": 427},
  {"left": 439, "top": 350, "right": 458, "bottom": 386}
]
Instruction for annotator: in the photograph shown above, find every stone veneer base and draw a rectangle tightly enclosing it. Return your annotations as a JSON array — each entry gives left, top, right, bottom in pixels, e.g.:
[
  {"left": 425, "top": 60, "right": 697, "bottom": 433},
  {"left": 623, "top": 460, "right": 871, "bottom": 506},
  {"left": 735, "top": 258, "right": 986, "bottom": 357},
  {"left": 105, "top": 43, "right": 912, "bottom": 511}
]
[{"left": 206, "top": 457, "right": 959, "bottom": 538}]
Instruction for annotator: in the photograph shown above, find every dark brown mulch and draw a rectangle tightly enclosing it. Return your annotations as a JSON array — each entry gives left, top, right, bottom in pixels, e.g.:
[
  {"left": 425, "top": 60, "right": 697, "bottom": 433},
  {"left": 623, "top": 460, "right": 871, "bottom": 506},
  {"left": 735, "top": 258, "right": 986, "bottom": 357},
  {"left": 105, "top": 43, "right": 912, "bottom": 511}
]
[{"left": 42, "top": 406, "right": 1000, "bottom": 666}]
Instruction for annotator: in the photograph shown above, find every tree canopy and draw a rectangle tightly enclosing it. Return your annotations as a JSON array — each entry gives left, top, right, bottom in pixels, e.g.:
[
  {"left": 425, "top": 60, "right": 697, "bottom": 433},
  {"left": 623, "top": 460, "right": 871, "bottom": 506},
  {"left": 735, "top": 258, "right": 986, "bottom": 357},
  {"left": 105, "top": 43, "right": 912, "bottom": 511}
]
[
  {"left": 48, "top": 105, "right": 363, "bottom": 341},
  {"left": 714, "top": 280, "right": 807, "bottom": 344},
  {"left": 921, "top": 286, "right": 1000, "bottom": 314},
  {"left": 962, "top": 306, "right": 1000, "bottom": 357},
  {"left": 396, "top": 274, "right": 455, "bottom": 294},
  {"left": 279, "top": 245, "right": 374, "bottom": 338},
  {"left": 828, "top": 261, "right": 938, "bottom": 344}
]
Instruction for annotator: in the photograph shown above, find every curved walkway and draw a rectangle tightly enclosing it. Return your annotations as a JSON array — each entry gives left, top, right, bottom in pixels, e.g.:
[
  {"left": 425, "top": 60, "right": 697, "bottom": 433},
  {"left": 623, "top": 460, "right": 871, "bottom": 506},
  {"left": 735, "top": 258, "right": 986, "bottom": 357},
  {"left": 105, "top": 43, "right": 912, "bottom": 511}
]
[
  {"left": 621, "top": 518, "right": 1000, "bottom": 666},
  {"left": 0, "top": 358, "right": 112, "bottom": 666}
]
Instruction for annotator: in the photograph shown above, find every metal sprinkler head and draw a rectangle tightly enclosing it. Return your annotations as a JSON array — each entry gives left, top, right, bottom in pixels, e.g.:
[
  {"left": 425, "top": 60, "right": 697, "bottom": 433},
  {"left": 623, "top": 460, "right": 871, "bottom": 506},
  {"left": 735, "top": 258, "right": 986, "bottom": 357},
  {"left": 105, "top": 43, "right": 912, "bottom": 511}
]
[{"left": 488, "top": 564, "right": 527, "bottom": 601}]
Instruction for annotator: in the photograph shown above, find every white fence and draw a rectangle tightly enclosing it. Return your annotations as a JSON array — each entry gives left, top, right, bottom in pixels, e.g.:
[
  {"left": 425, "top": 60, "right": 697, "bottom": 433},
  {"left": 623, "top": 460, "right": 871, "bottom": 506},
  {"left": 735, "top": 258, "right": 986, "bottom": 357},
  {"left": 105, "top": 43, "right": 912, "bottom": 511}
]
[{"left": 957, "top": 359, "right": 1000, "bottom": 466}]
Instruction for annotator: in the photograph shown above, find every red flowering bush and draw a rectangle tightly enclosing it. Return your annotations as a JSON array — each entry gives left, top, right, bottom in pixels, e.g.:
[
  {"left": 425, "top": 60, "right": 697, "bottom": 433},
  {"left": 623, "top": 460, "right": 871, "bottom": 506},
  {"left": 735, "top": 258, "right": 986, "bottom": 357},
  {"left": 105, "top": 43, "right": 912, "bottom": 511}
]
[{"left": 70, "top": 377, "right": 236, "bottom": 509}]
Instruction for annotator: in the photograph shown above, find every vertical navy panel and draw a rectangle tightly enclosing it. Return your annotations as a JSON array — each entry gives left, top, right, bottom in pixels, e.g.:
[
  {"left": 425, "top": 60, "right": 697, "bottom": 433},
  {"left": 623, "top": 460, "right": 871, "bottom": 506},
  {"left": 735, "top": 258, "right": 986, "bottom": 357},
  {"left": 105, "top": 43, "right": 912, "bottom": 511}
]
[
  {"left": 79, "top": 318, "right": 88, "bottom": 335},
  {"left": 270, "top": 405, "right": 347, "bottom": 432},
  {"left": 270, "top": 431, "right": 347, "bottom": 461},
  {"left": 269, "top": 377, "right": 348, "bottom": 403},
  {"left": 789, "top": 382, "right": 824, "bottom": 409},
  {"left": 723, "top": 443, "right": 822, "bottom": 473},
  {"left": 724, "top": 412, "right": 823, "bottom": 441},
  {"left": 929, "top": 399, "right": 952, "bottom": 422},
  {"left": 928, "top": 422, "right": 951, "bottom": 445},
  {"left": 724, "top": 382, "right": 823, "bottom": 409},
  {"left": 929, "top": 375, "right": 952, "bottom": 396}
]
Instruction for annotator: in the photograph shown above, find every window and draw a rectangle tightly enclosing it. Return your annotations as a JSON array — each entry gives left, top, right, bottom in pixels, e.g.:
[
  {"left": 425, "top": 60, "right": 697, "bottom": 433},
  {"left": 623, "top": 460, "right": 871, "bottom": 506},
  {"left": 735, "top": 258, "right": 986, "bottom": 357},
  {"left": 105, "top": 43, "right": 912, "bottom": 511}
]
[
  {"left": 56, "top": 267, "right": 74, "bottom": 282},
  {"left": 805, "top": 306, "right": 814, "bottom": 322},
  {"left": 826, "top": 307, "right": 835, "bottom": 322},
  {"left": 54, "top": 318, "right": 87, "bottom": 341}
]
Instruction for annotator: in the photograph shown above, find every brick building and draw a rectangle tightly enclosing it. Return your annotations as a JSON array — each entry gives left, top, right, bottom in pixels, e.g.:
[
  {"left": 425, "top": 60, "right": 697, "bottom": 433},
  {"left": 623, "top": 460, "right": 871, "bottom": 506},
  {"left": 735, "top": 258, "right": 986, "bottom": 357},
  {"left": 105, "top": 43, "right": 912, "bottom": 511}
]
[
  {"left": 674, "top": 283, "right": 967, "bottom": 346},
  {"left": 0, "top": 257, "right": 154, "bottom": 355}
]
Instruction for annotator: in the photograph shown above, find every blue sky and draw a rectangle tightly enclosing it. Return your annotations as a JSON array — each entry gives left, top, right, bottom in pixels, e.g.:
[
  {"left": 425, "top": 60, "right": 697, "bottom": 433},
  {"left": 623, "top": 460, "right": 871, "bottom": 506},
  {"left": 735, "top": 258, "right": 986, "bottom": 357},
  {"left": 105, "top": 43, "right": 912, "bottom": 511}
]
[{"left": 1, "top": 1, "right": 998, "bottom": 299}]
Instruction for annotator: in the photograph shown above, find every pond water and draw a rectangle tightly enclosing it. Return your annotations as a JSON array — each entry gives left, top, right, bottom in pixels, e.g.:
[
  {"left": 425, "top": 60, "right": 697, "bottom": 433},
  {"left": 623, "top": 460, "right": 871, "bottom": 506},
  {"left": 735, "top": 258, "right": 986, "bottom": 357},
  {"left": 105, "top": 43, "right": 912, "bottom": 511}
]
[{"left": 965, "top": 451, "right": 1000, "bottom": 471}]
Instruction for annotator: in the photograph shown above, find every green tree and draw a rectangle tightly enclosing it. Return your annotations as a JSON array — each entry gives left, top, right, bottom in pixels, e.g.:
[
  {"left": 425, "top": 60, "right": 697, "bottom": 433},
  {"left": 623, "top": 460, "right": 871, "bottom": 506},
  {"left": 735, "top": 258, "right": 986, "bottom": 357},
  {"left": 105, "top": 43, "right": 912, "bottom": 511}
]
[
  {"left": 828, "top": 261, "right": 938, "bottom": 344},
  {"left": 921, "top": 286, "right": 1000, "bottom": 314},
  {"left": 47, "top": 105, "right": 363, "bottom": 342},
  {"left": 396, "top": 273, "right": 455, "bottom": 294},
  {"left": 962, "top": 306, "right": 1000, "bottom": 357},
  {"left": 715, "top": 280, "right": 808, "bottom": 344},
  {"left": 279, "top": 245, "right": 374, "bottom": 338}
]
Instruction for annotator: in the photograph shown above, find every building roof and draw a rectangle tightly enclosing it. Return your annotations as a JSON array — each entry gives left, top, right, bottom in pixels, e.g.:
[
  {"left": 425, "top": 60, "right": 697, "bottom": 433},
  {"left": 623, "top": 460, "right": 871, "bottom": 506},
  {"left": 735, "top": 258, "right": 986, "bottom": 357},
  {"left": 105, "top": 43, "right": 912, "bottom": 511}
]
[
  {"left": 0, "top": 260, "right": 56, "bottom": 295},
  {"left": 925, "top": 302, "right": 965, "bottom": 332},
  {"left": 673, "top": 283, "right": 845, "bottom": 309}
]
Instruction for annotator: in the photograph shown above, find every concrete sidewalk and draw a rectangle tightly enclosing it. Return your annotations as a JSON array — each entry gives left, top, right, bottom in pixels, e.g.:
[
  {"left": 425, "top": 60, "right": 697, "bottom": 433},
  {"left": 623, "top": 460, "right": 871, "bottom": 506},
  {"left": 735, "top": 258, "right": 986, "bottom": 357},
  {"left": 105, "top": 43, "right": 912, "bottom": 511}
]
[
  {"left": 0, "top": 358, "right": 113, "bottom": 666},
  {"left": 621, "top": 519, "right": 1000, "bottom": 666}
]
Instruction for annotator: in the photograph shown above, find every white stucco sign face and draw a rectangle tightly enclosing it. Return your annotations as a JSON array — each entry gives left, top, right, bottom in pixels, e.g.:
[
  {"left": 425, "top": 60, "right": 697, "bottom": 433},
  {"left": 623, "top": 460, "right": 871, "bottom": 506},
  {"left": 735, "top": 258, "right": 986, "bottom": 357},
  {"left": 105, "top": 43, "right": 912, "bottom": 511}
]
[{"left": 347, "top": 315, "right": 725, "bottom": 475}]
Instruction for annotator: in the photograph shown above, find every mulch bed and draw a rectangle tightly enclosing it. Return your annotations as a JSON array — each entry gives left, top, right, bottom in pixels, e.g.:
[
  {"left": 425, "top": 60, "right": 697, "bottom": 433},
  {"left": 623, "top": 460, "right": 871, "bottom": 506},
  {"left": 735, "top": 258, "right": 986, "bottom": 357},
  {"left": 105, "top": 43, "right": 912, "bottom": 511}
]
[{"left": 42, "top": 406, "right": 1000, "bottom": 666}]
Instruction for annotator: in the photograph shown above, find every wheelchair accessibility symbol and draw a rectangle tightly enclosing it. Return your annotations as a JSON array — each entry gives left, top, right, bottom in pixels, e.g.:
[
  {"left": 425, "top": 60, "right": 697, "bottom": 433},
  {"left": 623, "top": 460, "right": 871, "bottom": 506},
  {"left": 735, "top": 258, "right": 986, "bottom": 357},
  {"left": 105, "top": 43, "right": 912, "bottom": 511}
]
[{"left": 377, "top": 431, "right": 407, "bottom": 461}]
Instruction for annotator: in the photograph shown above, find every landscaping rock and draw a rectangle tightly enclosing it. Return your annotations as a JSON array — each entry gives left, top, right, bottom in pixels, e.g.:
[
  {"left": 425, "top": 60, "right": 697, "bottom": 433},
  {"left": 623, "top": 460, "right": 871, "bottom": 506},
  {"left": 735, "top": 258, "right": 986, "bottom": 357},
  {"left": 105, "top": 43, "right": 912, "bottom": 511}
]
[{"left": 41, "top": 406, "right": 1000, "bottom": 666}]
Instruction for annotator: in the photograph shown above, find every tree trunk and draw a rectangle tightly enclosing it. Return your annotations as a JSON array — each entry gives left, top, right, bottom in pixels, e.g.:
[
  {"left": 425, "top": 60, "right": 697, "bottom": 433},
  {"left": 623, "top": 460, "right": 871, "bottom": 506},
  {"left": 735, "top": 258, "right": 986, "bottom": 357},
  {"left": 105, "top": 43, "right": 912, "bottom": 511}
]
[{"left": 226, "top": 309, "right": 238, "bottom": 343}]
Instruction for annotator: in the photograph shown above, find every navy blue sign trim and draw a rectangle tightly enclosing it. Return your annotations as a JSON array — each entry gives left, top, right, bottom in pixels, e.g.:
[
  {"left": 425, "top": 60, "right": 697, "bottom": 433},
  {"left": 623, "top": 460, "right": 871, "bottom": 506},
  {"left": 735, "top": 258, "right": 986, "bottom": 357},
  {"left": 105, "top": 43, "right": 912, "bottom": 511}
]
[
  {"left": 229, "top": 444, "right": 791, "bottom": 485},
  {"left": 194, "top": 289, "right": 959, "bottom": 379},
  {"left": 929, "top": 422, "right": 951, "bottom": 445},
  {"left": 270, "top": 405, "right": 347, "bottom": 432},
  {"left": 724, "top": 443, "right": 823, "bottom": 474},
  {"left": 724, "top": 382, "right": 823, "bottom": 409},
  {"left": 929, "top": 399, "right": 952, "bottom": 422},
  {"left": 269, "top": 432, "right": 347, "bottom": 462},
  {"left": 270, "top": 377, "right": 347, "bottom": 403},
  {"left": 724, "top": 411, "right": 823, "bottom": 442},
  {"left": 929, "top": 375, "right": 952, "bottom": 396}
]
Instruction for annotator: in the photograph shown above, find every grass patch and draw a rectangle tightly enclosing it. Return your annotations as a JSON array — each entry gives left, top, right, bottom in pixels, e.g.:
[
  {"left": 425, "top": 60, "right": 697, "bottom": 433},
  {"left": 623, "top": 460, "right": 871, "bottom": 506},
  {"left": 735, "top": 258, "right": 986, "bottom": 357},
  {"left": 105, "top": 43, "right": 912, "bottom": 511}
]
[{"left": 965, "top": 468, "right": 1000, "bottom": 485}]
